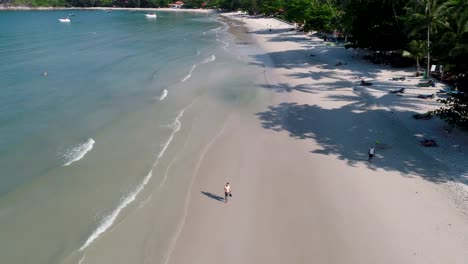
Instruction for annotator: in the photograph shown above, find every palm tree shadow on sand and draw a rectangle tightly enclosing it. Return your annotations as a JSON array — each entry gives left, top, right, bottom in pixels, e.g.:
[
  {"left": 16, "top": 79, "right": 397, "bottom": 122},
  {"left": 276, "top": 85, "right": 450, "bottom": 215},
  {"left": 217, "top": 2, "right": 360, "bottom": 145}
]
[
  {"left": 254, "top": 100, "right": 468, "bottom": 185},
  {"left": 201, "top": 191, "right": 225, "bottom": 202}
]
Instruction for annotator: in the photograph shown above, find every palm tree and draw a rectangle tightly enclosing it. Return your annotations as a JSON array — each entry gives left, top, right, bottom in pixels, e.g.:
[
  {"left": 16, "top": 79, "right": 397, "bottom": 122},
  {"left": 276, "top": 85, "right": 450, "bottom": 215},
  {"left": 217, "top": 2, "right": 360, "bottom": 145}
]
[
  {"left": 439, "top": 0, "right": 468, "bottom": 58},
  {"left": 382, "top": 0, "right": 407, "bottom": 30},
  {"left": 406, "top": 0, "right": 450, "bottom": 78},
  {"left": 408, "top": 39, "right": 427, "bottom": 71}
]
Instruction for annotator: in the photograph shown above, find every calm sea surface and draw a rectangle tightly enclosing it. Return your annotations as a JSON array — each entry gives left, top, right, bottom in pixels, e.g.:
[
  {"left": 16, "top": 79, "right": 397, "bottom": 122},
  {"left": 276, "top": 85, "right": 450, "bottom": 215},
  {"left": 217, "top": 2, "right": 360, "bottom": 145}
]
[{"left": 0, "top": 10, "right": 266, "bottom": 263}]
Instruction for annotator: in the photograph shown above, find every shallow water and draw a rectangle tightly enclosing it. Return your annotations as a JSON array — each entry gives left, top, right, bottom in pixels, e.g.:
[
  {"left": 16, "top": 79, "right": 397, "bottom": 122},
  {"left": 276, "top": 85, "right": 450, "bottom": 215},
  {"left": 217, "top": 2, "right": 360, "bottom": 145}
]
[{"left": 0, "top": 10, "right": 268, "bottom": 263}]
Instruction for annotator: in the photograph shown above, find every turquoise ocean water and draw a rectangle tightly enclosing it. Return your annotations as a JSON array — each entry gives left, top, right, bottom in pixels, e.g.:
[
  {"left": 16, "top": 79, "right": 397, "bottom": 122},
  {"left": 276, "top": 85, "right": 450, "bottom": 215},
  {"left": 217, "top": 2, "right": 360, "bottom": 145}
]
[{"left": 0, "top": 10, "right": 266, "bottom": 263}]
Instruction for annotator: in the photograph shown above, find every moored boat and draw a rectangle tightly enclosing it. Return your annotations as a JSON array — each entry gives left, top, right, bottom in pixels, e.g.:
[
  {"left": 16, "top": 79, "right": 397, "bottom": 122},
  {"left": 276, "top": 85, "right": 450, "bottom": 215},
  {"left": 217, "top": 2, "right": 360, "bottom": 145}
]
[{"left": 145, "top": 13, "right": 157, "bottom": 18}]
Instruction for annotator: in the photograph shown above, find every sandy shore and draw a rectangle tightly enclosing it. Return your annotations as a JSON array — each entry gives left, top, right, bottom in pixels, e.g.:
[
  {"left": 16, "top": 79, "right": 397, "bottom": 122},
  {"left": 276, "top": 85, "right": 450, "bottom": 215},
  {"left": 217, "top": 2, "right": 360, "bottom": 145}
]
[
  {"left": 162, "top": 13, "right": 468, "bottom": 264},
  {"left": 0, "top": 6, "right": 215, "bottom": 13}
]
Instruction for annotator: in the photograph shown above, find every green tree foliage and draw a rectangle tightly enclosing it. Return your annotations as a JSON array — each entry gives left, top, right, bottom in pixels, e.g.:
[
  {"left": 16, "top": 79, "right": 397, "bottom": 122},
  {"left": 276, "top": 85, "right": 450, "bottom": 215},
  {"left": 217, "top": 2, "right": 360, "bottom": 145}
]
[
  {"left": 431, "top": 97, "right": 468, "bottom": 128},
  {"left": 433, "top": 0, "right": 468, "bottom": 75},
  {"left": 284, "top": 0, "right": 314, "bottom": 26},
  {"left": 259, "top": 0, "right": 283, "bottom": 16},
  {"left": 184, "top": 0, "right": 204, "bottom": 8},
  {"left": 404, "top": 0, "right": 450, "bottom": 75},
  {"left": 408, "top": 39, "right": 427, "bottom": 70},
  {"left": 304, "top": 3, "right": 334, "bottom": 32},
  {"left": 341, "top": 0, "right": 407, "bottom": 50}
]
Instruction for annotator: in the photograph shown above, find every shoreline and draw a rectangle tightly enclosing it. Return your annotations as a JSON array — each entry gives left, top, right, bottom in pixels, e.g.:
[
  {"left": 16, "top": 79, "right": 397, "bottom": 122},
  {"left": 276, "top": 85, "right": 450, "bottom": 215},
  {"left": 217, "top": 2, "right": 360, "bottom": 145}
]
[{"left": 0, "top": 6, "right": 216, "bottom": 13}]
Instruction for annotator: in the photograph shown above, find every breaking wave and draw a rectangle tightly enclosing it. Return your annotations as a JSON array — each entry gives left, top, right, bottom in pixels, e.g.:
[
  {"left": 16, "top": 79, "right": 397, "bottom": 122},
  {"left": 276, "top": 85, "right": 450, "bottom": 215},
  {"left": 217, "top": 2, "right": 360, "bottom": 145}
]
[
  {"left": 181, "top": 55, "right": 216, "bottom": 82},
  {"left": 79, "top": 107, "right": 189, "bottom": 252},
  {"left": 159, "top": 89, "right": 168, "bottom": 101},
  {"left": 62, "top": 138, "right": 95, "bottom": 166}
]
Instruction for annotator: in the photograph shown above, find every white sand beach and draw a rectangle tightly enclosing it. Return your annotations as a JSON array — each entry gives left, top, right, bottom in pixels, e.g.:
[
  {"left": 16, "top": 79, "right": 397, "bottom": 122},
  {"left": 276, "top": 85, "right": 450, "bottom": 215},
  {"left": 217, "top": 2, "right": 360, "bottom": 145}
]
[{"left": 162, "top": 13, "right": 468, "bottom": 264}]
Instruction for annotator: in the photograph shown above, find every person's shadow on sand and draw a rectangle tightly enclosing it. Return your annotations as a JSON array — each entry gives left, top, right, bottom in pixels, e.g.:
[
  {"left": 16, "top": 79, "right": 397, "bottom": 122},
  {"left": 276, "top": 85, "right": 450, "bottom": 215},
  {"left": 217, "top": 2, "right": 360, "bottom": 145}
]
[{"left": 201, "top": 191, "right": 224, "bottom": 202}]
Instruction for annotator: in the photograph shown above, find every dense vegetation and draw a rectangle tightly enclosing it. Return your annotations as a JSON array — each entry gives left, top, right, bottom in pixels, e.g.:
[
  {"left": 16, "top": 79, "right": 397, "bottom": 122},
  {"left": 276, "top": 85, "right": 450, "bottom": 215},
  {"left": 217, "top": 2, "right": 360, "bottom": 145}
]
[{"left": 3, "top": 0, "right": 467, "bottom": 127}]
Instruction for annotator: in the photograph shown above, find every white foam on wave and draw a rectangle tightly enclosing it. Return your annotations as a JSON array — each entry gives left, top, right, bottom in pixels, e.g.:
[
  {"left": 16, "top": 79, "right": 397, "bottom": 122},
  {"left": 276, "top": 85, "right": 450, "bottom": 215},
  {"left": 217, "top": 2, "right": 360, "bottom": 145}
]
[
  {"left": 63, "top": 138, "right": 95, "bottom": 166},
  {"left": 79, "top": 169, "right": 153, "bottom": 251},
  {"left": 210, "top": 26, "right": 222, "bottom": 31},
  {"left": 78, "top": 254, "right": 86, "bottom": 264},
  {"left": 202, "top": 54, "right": 216, "bottom": 64},
  {"left": 215, "top": 33, "right": 230, "bottom": 50},
  {"left": 79, "top": 107, "right": 190, "bottom": 252},
  {"left": 181, "top": 55, "right": 216, "bottom": 82},
  {"left": 181, "top": 65, "right": 197, "bottom": 82},
  {"left": 159, "top": 89, "right": 168, "bottom": 101},
  {"left": 158, "top": 109, "right": 184, "bottom": 159}
]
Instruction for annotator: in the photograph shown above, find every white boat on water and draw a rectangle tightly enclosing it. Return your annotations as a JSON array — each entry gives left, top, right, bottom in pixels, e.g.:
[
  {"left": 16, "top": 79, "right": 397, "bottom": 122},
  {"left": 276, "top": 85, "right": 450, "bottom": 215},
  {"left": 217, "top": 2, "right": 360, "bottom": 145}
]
[
  {"left": 59, "top": 18, "right": 71, "bottom": 23},
  {"left": 145, "top": 14, "right": 157, "bottom": 18}
]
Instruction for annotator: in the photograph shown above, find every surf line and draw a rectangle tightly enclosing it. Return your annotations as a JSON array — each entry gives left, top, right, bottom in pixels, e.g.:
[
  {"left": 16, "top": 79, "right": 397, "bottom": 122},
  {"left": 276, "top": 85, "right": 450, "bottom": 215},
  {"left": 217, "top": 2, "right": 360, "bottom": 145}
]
[
  {"left": 63, "top": 138, "right": 95, "bottom": 166},
  {"left": 215, "top": 32, "right": 230, "bottom": 50},
  {"left": 181, "top": 54, "right": 216, "bottom": 82},
  {"left": 159, "top": 89, "right": 168, "bottom": 101},
  {"left": 210, "top": 26, "right": 222, "bottom": 31},
  {"left": 79, "top": 169, "right": 153, "bottom": 251},
  {"left": 79, "top": 103, "right": 193, "bottom": 252}
]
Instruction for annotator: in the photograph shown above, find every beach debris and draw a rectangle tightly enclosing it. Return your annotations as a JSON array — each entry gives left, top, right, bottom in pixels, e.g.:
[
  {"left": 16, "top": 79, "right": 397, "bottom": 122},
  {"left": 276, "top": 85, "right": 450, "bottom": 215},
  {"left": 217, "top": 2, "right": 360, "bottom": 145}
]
[
  {"left": 420, "top": 139, "right": 438, "bottom": 147},
  {"left": 412, "top": 113, "right": 432, "bottom": 120},
  {"left": 360, "top": 79, "right": 373, "bottom": 86},
  {"left": 417, "top": 93, "right": 435, "bottom": 99},
  {"left": 389, "top": 88, "right": 405, "bottom": 94},
  {"left": 390, "top": 76, "right": 406, "bottom": 81}
]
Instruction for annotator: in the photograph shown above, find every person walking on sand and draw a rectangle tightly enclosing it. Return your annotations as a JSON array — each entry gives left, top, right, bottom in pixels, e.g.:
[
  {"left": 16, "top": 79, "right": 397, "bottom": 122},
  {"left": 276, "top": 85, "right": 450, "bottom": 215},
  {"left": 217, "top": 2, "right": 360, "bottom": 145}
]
[
  {"left": 368, "top": 147, "right": 375, "bottom": 162},
  {"left": 224, "top": 182, "right": 231, "bottom": 203}
]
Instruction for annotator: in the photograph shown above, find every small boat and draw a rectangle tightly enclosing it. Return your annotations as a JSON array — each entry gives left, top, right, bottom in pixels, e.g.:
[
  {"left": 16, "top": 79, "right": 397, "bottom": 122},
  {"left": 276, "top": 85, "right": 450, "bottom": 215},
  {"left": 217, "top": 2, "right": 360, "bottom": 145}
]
[
  {"left": 145, "top": 13, "right": 157, "bottom": 18},
  {"left": 59, "top": 18, "right": 71, "bottom": 23}
]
